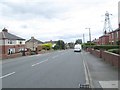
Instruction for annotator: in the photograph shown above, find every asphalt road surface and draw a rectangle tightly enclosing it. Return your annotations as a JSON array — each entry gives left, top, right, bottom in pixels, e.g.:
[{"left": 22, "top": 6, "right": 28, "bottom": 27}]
[{"left": 2, "top": 49, "right": 86, "bottom": 88}]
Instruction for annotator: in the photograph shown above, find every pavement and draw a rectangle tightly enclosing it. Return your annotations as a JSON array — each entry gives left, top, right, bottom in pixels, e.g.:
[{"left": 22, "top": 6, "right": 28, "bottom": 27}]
[
  {"left": 1, "top": 49, "right": 119, "bottom": 89},
  {"left": 81, "top": 51, "right": 119, "bottom": 89}
]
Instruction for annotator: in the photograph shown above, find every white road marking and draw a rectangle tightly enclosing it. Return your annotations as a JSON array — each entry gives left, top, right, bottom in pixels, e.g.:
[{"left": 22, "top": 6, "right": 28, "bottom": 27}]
[
  {"left": 0, "top": 72, "right": 15, "bottom": 79},
  {"left": 32, "top": 59, "right": 48, "bottom": 67},
  {"left": 99, "top": 81, "right": 118, "bottom": 88},
  {"left": 81, "top": 53, "right": 94, "bottom": 88}
]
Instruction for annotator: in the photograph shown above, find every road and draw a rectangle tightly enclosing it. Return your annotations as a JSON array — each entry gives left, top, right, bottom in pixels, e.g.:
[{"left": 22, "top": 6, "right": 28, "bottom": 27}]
[
  {"left": 2, "top": 49, "right": 87, "bottom": 88},
  {"left": 1, "top": 49, "right": 119, "bottom": 89}
]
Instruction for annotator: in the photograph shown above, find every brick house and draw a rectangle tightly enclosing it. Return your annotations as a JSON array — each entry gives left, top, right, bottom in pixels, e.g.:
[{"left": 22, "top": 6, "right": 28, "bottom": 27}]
[
  {"left": 108, "top": 28, "right": 120, "bottom": 45},
  {"left": 99, "top": 34, "right": 109, "bottom": 45},
  {"left": 25, "top": 37, "right": 43, "bottom": 51},
  {"left": 0, "top": 28, "right": 25, "bottom": 59}
]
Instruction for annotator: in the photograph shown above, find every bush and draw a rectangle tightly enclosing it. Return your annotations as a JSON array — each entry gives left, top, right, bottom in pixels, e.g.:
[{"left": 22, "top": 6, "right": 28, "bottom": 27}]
[
  {"left": 94, "top": 45, "right": 119, "bottom": 50},
  {"left": 41, "top": 43, "right": 52, "bottom": 50}
]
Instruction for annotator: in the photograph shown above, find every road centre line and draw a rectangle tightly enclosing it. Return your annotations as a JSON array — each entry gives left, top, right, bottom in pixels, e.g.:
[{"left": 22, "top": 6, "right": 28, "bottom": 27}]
[
  {"left": 32, "top": 59, "right": 48, "bottom": 67},
  {"left": 0, "top": 72, "right": 15, "bottom": 79}
]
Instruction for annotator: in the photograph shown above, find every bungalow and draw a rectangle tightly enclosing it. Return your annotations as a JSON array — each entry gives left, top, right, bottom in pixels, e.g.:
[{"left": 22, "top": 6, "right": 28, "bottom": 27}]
[{"left": 0, "top": 28, "right": 25, "bottom": 59}]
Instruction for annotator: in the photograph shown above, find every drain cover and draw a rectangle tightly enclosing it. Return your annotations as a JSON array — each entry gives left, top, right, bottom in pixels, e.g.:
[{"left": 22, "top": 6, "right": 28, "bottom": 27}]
[{"left": 79, "top": 84, "right": 90, "bottom": 88}]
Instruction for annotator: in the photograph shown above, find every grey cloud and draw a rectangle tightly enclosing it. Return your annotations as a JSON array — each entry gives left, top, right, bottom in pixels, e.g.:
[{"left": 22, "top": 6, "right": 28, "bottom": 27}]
[{"left": 0, "top": 1, "right": 69, "bottom": 20}]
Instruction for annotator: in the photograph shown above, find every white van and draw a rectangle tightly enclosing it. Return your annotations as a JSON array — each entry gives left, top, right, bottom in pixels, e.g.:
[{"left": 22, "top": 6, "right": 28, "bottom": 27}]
[{"left": 74, "top": 44, "right": 82, "bottom": 52}]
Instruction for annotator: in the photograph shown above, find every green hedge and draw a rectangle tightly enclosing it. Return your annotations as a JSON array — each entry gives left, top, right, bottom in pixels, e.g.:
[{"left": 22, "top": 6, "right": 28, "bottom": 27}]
[
  {"left": 94, "top": 45, "right": 119, "bottom": 50},
  {"left": 108, "top": 49, "right": 120, "bottom": 54},
  {"left": 82, "top": 43, "right": 96, "bottom": 49}
]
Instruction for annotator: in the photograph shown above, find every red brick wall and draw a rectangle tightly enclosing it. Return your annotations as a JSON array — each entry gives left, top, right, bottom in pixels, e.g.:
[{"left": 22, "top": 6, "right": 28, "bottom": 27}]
[
  {"left": 2, "top": 53, "right": 22, "bottom": 59},
  {"left": 91, "top": 49, "right": 101, "bottom": 58},
  {"left": 88, "top": 48, "right": 120, "bottom": 68},
  {"left": 102, "top": 51, "right": 120, "bottom": 68},
  {"left": 1, "top": 45, "right": 25, "bottom": 54}
]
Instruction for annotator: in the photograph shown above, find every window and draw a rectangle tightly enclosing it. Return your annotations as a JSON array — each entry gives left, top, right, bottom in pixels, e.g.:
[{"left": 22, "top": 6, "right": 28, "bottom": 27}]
[
  {"left": 116, "top": 31, "right": 118, "bottom": 39},
  {"left": 8, "top": 48, "right": 15, "bottom": 54},
  {"left": 112, "top": 33, "right": 114, "bottom": 39},
  {"left": 10, "top": 40, "right": 12, "bottom": 44},
  {"left": 20, "top": 41, "right": 22, "bottom": 44}
]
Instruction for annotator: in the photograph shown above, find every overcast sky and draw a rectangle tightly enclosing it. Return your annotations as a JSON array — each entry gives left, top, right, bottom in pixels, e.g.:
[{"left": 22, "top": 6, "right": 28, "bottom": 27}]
[{"left": 0, "top": 0, "right": 119, "bottom": 43}]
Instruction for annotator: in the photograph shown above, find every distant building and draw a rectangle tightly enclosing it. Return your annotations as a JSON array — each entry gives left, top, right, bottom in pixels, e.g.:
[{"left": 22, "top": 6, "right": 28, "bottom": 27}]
[
  {"left": 92, "top": 38, "right": 99, "bottom": 45},
  {"left": 0, "top": 28, "right": 25, "bottom": 59},
  {"left": 25, "top": 37, "right": 43, "bottom": 51}
]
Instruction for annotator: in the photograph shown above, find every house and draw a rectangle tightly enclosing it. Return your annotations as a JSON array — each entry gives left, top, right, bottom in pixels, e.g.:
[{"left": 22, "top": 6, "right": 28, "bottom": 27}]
[
  {"left": 108, "top": 28, "right": 120, "bottom": 45},
  {"left": 25, "top": 37, "right": 43, "bottom": 51},
  {"left": 0, "top": 28, "right": 25, "bottom": 59},
  {"left": 99, "top": 34, "right": 109, "bottom": 45}
]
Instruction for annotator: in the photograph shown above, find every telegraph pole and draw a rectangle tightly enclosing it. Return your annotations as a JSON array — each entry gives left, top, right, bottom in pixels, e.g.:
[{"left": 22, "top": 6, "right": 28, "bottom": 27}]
[
  {"left": 85, "top": 28, "right": 91, "bottom": 47},
  {"left": 85, "top": 28, "right": 91, "bottom": 43}
]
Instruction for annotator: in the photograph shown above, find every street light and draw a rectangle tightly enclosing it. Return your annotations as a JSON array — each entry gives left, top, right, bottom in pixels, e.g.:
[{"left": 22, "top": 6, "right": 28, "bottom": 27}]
[
  {"left": 85, "top": 28, "right": 91, "bottom": 47},
  {"left": 85, "top": 28, "right": 91, "bottom": 43}
]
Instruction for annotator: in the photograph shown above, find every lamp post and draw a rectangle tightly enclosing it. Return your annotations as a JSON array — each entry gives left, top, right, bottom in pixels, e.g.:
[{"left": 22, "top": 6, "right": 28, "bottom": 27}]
[{"left": 85, "top": 28, "right": 91, "bottom": 47}]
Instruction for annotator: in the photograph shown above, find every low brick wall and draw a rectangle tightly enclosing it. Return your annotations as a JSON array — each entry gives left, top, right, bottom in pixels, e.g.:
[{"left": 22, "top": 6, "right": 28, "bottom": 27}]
[
  {"left": 86, "top": 48, "right": 120, "bottom": 68},
  {"left": 91, "top": 49, "right": 101, "bottom": 58},
  {"left": 102, "top": 51, "right": 120, "bottom": 68},
  {"left": 2, "top": 53, "right": 22, "bottom": 59}
]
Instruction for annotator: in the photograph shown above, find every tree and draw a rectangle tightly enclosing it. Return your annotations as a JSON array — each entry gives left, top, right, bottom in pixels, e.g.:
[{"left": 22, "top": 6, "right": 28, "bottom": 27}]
[
  {"left": 75, "top": 39, "right": 82, "bottom": 44},
  {"left": 53, "top": 40, "right": 65, "bottom": 50}
]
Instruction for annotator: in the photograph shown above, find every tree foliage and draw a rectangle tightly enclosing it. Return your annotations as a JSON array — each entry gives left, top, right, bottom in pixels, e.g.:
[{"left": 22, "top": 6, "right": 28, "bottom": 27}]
[
  {"left": 53, "top": 40, "right": 65, "bottom": 50},
  {"left": 41, "top": 43, "right": 52, "bottom": 50}
]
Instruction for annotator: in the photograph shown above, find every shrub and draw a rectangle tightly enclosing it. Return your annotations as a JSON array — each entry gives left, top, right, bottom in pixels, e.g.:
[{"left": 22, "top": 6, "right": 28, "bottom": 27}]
[
  {"left": 41, "top": 43, "right": 52, "bottom": 50},
  {"left": 94, "top": 45, "right": 119, "bottom": 50},
  {"left": 108, "top": 49, "right": 120, "bottom": 54}
]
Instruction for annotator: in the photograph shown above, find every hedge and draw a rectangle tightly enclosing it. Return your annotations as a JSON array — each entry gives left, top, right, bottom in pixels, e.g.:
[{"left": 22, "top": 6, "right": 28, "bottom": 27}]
[
  {"left": 94, "top": 45, "right": 119, "bottom": 50},
  {"left": 108, "top": 49, "right": 120, "bottom": 54}
]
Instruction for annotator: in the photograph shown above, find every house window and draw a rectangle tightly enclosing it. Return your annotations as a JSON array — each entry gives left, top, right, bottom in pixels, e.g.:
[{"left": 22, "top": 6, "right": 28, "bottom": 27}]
[
  {"left": 20, "top": 41, "right": 22, "bottom": 44},
  {"left": 112, "top": 33, "right": 114, "bottom": 39},
  {"left": 10, "top": 40, "right": 12, "bottom": 44},
  {"left": 8, "top": 48, "right": 15, "bottom": 54},
  {"left": 116, "top": 31, "right": 118, "bottom": 39}
]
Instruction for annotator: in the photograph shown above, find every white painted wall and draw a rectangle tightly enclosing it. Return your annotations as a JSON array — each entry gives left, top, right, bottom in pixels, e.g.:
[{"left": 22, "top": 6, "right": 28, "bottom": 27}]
[{"left": 0, "top": 39, "right": 25, "bottom": 46}]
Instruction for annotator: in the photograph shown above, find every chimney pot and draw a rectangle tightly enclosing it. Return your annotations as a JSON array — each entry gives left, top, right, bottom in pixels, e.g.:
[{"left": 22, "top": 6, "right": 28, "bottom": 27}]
[{"left": 2, "top": 28, "right": 8, "bottom": 32}]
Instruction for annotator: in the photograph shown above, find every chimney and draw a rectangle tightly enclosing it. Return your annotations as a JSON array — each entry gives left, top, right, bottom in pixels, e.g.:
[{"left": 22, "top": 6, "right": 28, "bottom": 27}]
[{"left": 2, "top": 28, "right": 8, "bottom": 32}]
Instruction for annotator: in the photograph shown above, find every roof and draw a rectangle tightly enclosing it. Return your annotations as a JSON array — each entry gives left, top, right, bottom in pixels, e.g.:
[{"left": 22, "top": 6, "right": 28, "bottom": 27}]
[
  {"left": 99, "top": 34, "right": 109, "bottom": 38},
  {"left": 26, "top": 37, "right": 43, "bottom": 44},
  {"left": 44, "top": 40, "right": 57, "bottom": 44},
  {"left": 0, "top": 28, "right": 25, "bottom": 40}
]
